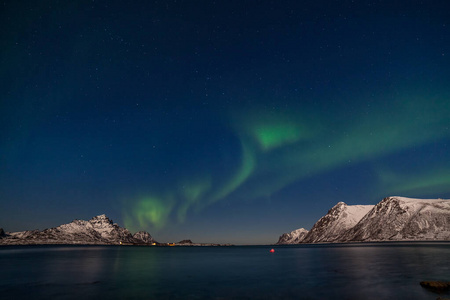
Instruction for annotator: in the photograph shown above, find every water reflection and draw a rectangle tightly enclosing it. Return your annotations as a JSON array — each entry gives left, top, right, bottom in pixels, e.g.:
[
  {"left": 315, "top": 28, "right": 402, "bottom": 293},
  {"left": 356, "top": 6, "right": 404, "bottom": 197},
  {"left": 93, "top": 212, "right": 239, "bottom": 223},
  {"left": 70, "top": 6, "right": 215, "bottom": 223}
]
[{"left": 0, "top": 243, "right": 449, "bottom": 299}]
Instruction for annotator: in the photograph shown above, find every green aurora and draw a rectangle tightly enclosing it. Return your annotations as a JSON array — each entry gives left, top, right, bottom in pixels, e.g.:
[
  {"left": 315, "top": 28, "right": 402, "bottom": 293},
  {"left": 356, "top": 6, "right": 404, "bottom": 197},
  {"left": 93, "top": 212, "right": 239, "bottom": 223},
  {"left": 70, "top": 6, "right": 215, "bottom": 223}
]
[{"left": 124, "top": 90, "right": 450, "bottom": 232}]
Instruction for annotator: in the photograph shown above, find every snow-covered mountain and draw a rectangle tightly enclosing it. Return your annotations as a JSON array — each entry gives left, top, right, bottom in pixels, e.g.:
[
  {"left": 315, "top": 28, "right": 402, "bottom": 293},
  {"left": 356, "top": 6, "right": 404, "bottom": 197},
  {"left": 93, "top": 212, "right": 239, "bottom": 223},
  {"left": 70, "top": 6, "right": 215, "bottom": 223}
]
[
  {"left": 301, "top": 202, "right": 374, "bottom": 243},
  {"left": 340, "top": 196, "right": 450, "bottom": 242},
  {"left": 277, "top": 197, "right": 450, "bottom": 244},
  {"left": 0, "top": 214, "right": 154, "bottom": 245},
  {"left": 276, "top": 228, "right": 309, "bottom": 244}
]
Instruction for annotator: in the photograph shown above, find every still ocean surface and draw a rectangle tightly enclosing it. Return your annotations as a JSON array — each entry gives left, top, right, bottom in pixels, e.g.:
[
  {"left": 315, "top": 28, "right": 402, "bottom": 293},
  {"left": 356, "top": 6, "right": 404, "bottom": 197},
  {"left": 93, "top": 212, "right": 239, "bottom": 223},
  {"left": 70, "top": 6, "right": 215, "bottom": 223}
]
[{"left": 1, "top": 242, "right": 449, "bottom": 299}]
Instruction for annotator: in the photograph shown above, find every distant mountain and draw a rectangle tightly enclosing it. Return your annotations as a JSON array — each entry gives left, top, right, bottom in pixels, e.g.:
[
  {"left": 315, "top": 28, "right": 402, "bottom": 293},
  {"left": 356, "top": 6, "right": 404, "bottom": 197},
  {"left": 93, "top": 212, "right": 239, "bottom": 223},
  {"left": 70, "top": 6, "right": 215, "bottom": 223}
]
[
  {"left": 340, "top": 196, "right": 450, "bottom": 242},
  {"left": 0, "top": 214, "right": 154, "bottom": 245},
  {"left": 276, "top": 228, "right": 308, "bottom": 244},
  {"left": 277, "top": 196, "right": 450, "bottom": 244},
  {"left": 177, "top": 239, "right": 193, "bottom": 245},
  {"left": 302, "top": 202, "right": 374, "bottom": 243},
  {"left": 133, "top": 230, "right": 154, "bottom": 244}
]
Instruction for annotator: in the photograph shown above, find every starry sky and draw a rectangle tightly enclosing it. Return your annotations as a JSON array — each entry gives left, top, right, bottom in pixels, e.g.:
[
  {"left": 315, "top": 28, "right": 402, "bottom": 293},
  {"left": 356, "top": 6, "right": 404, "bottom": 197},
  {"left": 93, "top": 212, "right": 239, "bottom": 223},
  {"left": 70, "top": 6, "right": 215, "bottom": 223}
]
[{"left": 1, "top": 1, "right": 450, "bottom": 244}]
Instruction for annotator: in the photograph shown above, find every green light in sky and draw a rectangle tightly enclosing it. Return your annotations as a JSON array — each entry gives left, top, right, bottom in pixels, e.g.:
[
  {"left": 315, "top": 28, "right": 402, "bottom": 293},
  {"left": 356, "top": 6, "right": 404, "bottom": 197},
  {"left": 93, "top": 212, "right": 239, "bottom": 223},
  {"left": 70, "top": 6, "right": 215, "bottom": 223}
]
[
  {"left": 210, "top": 140, "right": 255, "bottom": 202},
  {"left": 124, "top": 90, "right": 450, "bottom": 231},
  {"left": 232, "top": 107, "right": 314, "bottom": 152},
  {"left": 231, "top": 92, "right": 450, "bottom": 199},
  {"left": 253, "top": 123, "right": 303, "bottom": 151},
  {"left": 377, "top": 167, "right": 450, "bottom": 196},
  {"left": 177, "top": 177, "right": 211, "bottom": 222},
  {"left": 125, "top": 196, "right": 174, "bottom": 231}
]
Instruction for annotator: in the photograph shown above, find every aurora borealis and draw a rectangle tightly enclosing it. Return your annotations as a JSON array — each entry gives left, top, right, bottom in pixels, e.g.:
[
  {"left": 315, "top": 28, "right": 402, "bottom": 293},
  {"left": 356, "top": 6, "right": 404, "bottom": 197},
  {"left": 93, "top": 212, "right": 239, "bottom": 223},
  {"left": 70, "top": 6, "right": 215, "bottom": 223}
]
[{"left": 1, "top": 1, "right": 450, "bottom": 244}]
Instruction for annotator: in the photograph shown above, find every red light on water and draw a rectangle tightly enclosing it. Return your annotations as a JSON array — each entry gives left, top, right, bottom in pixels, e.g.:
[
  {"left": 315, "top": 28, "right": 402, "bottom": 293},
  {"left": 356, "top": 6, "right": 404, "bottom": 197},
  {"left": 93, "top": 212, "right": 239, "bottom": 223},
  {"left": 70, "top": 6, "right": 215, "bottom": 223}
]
[{"left": 270, "top": 249, "right": 275, "bottom": 253}]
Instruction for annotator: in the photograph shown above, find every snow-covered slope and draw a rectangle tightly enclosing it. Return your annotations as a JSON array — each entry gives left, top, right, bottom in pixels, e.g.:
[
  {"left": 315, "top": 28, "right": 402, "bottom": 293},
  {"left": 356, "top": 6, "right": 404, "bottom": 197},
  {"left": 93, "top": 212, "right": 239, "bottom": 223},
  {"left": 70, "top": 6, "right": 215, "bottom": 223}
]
[
  {"left": 301, "top": 202, "right": 374, "bottom": 243},
  {"left": 340, "top": 196, "right": 450, "bottom": 242},
  {"left": 0, "top": 214, "right": 154, "bottom": 245},
  {"left": 278, "top": 197, "right": 450, "bottom": 244},
  {"left": 276, "top": 228, "right": 309, "bottom": 244}
]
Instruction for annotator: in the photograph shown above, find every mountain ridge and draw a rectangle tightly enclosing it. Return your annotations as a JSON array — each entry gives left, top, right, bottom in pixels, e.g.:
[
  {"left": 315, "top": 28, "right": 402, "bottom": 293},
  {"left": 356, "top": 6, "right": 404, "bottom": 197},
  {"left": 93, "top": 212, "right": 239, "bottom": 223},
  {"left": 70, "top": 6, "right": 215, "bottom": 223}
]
[
  {"left": 278, "top": 196, "right": 450, "bottom": 244},
  {"left": 341, "top": 196, "right": 450, "bottom": 242},
  {"left": 0, "top": 214, "right": 154, "bottom": 245}
]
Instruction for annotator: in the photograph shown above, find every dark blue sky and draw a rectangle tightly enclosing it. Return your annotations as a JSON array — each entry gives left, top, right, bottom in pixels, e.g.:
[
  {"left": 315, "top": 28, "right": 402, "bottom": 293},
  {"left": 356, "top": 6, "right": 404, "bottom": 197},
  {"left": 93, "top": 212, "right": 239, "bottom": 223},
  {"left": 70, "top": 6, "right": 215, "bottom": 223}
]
[{"left": 1, "top": 1, "right": 450, "bottom": 244}]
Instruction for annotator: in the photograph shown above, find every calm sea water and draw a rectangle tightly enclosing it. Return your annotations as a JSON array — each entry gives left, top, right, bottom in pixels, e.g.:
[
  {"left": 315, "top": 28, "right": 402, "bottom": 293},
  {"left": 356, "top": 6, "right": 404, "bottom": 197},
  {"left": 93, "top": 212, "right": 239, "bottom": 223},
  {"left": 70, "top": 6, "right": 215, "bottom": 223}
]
[{"left": 1, "top": 243, "right": 449, "bottom": 299}]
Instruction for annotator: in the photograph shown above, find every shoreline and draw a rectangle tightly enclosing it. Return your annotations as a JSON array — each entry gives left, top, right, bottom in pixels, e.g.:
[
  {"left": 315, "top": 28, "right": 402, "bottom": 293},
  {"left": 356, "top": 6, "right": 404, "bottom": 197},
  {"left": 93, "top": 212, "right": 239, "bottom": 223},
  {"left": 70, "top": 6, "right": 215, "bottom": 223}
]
[{"left": 1, "top": 240, "right": 449, "bottom": 247}]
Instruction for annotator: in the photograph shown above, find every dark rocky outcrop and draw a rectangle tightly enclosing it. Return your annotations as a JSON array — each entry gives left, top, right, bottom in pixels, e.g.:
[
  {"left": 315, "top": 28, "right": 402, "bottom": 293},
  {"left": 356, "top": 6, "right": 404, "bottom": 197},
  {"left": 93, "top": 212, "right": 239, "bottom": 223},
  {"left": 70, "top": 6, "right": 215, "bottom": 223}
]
[
  {"left": 420, "top": 281, "right": 450, "bottom": 293},
  {"left": 0, "top": 228, "right": 6, "bottom": 238},
  {"left": 177, "top": 239, "right": 193, "bottom": 244}
]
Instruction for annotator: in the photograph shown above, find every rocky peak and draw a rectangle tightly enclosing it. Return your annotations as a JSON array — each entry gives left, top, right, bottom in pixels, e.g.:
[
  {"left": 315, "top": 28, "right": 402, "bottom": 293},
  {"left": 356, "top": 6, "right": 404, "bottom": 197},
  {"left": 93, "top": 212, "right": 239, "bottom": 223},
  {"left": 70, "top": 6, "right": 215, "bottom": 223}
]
[
  {"left": 330, "top": 202, "right": 347, "bottom": 213},
  {"left": 90, "top": 214, "right": 112, "bottom": 222},
  {"left": 316, "top": 202, "right": 348, "bottom": 227},
  {"left": 369, "top": 196, "right": 406, "bottom": 217},
  {"left": 302, "top": 202, "right": 373, "bottom": 243},
  {"left": 89, "top": 214, "right": 113, "bottom": 227},
  {"left": 133, "top": 231, "right": 154, "bottom": 243},
  {"left": 0, "top": 228, "right": 5, "bottom": 238}
]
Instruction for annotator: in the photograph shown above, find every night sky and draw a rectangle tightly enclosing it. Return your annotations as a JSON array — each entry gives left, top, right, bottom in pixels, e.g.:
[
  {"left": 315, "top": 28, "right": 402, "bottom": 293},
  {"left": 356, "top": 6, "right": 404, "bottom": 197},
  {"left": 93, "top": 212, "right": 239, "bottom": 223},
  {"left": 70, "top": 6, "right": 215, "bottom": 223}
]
[{"left": 1, "top": 1, "right": 450, "bottom": 244}]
